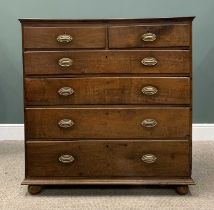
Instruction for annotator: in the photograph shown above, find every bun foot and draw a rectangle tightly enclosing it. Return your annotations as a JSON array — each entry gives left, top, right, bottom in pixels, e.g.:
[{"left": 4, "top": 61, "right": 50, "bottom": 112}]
[
  {"left": 28, "top": 185, "right": 43, "bottom": 195},
  {"left": 175, "top": 185, "right": 189, "bottom": 195}
]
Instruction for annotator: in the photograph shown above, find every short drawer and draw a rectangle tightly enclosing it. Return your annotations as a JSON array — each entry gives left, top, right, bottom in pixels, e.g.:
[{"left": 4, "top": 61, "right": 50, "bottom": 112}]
[
  {"left": 25, "top": 77, "right": 190, "bottom": 105},
  {"left": 25, "top": 107, "right": 190, "bottom": 139},
  {"left": 26, "top": 140, "right": 190, "bottom": 177},
  {"left": 108, "top": 24, "right": 191, "bottom": 48},
  {"left": 23, "top": 26, "right": 106, "bottom": 49},
  {"left": 24, "top": 50, "right": 191, "bottom": 75}
]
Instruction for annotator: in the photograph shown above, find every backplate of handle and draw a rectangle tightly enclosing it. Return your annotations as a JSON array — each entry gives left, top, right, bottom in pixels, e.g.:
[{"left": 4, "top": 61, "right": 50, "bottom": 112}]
[
  {"left": 58, "top": 119, "right": 74, "bottom": 128},
  {"left": 141, "top": 154, "right": 157, "bottom": 163},
  {"left": 58, "top": 58, "right": 73, "bottom": 67},
  {"left": 142, "top": 86, "right": 158, "bottom": 95},
  {"left": 141, "top": 57, "right": 158, "bottom": 66},
  {"left": 141, "top": 119, "right": 157, "bottom": 128},
  {"left": 59, "top": 154, "right": 75, "bottom": 163},
  {"left": 58, "top": 87, "right": 74, "bottom": 96},
  {"left": 57, "top": 34, "right": 73, "bottom": 43},
  {"left": 141, "top": 33, "right": 156, "bottom": 42}
]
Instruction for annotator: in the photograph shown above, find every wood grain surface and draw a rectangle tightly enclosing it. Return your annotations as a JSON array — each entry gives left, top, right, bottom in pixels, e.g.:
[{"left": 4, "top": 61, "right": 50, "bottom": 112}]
[
  {"left": 25, "top": 107, "right": 190, "bottom": 139},
  {"left": 26, "top": 140, "right": 190, "bottom": 177},
  {"left": 25, "top": 77, "right": 190, "bottom": 105},
  {"left": 23, "top": 26, "right": 106, "bottom": 49},
  {"left": 24, "top": 50, "right": 191, "bottom": 75},
  {"left": 109, "top": 24, "right": 191, "bottom": 48}
]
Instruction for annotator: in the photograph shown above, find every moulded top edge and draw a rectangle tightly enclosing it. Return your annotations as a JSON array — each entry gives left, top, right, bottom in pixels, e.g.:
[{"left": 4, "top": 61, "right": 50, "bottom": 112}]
[{"left": 19, "top": 16, "right": 195, "bottom": 24}]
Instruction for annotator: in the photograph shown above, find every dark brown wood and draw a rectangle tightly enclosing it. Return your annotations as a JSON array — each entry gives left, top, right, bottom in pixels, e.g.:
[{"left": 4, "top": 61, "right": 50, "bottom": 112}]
[
  {"left": 108, "top": 24, "right": 191, "bottom": 48},
  {"left": 25, "top": 77, "right": 190, "bottom": 105},
  {"left": 175, "top": 185, "right": 189, "bottom": 195},
  {"left": 25, "top": 107, "right": 190, "bottom": 139},
  {"left": 28, "top": 185, "right": 43, "bottom": 195},
  {"left": 23, "top": 26, "right": 106, "bottom": 49},
  {"left": 24, "top": 50, "right": 191, "bottom": 75},
  {"left": 26, "top": 140, "right": 190, "bottom": 177},
  {"left": 20, "top": 17, "right": 194, "bottom": 194},
  {"left": 19, "top": 17, "right": 195, "bottom": 24}
]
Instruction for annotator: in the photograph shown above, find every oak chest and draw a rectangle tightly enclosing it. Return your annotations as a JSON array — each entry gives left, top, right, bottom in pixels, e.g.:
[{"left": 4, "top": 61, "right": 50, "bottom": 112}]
[{"left": 20, "top": 17, "right": 194, "bottom": 195}]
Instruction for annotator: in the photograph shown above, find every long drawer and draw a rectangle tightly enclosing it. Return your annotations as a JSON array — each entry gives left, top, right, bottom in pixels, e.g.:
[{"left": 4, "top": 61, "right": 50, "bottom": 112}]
[
  {"left": 108, "top": 24, "right": 191, "bottom": 48},
  {"left": 26, "top": 140, "right": 190, "bottom": 177},
  {"left": 25, "top": 77, "right": 190, "bottom": 105},
  {"left": 25, "top": 107, "right": 190, "bottom": 139},
  {"left": 23, "top": 26, "right": 106, "bottom": 49},
  {"left": 24, "top": 50, "right": 191, "bottom": 75}
]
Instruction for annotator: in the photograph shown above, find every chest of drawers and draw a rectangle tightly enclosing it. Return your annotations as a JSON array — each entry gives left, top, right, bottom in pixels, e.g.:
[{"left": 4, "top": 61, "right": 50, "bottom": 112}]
[{"left": 20, "top": 17, "right": 195, "bottom": 195}]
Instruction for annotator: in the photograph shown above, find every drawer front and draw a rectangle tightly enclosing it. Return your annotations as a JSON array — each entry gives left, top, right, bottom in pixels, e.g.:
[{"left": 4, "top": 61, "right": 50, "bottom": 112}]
[
  {"left": 25, "top": 107, "right": 190, "bottom": 139},
  {"left": 26, "top": 140, "right": 190, "bottom": 177},
  {"left": 24, "top": 50, "right": 190, "bottom": 75},
  {"left": 109, "top": 24, "right": 191, "bottom": 48},
  {"left": 25, "top": 77, "right": 190, "bottom": 105},
  {"left": 23, "top": 27, "right": 106, "bottom": 49}
]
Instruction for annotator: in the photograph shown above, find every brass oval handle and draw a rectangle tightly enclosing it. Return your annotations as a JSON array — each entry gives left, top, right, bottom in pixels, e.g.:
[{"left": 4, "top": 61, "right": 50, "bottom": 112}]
[
  {"left": 142, "top": 86, "right": 158, "bottom": 95},
  {"left": 59, "top": 154, "right": 75, "bottom": 163},
  {"left": 141, "top": 119, "right": 157, "bottom": 128},
  {"left": 58, "top": 119, "right": 74, "bottom": 128},
  {"left": 141, "top": 33, "right": 156, "bottom": 42},
  {"left": 58, "top": 87, "right": 74, "bottom": 96},
  {"left": 141, "top": 154, "right": 157, "bottom": 163},
  {"left": 57, "top": 34, "right": 72, "bottom": 43},
  {"left": 141, "top": 57, "right": 158, "bottom": 66},
  {"left": 58, "top": 58, "right": 73, "bottom": 67}
]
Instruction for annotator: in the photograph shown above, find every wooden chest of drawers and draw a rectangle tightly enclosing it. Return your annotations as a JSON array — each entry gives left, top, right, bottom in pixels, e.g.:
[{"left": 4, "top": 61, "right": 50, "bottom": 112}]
[{"left": 20, "top": 17, "right": 195, "bottom": 195}]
